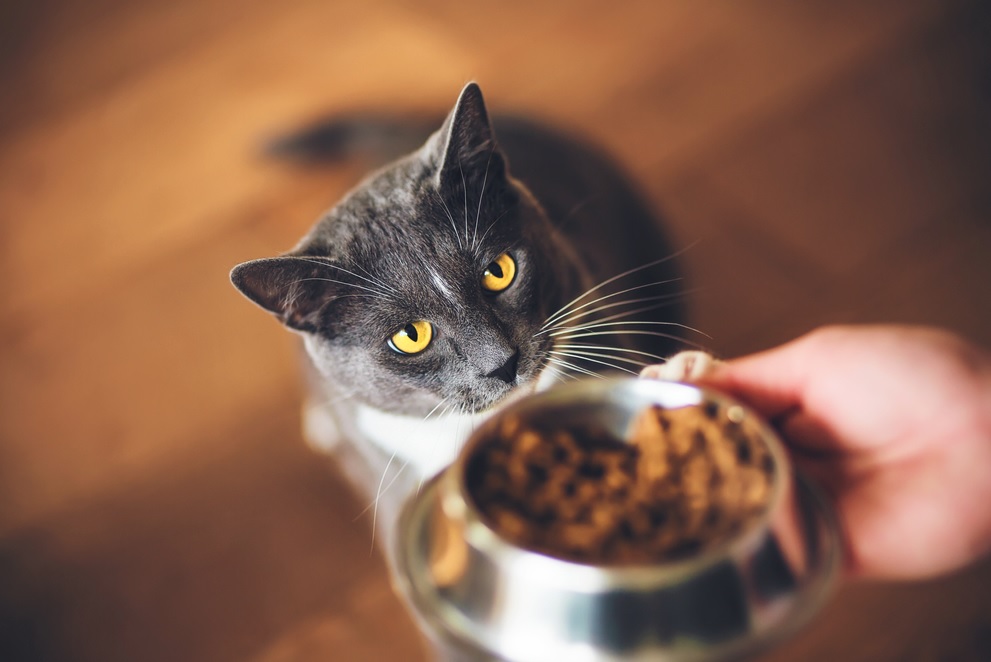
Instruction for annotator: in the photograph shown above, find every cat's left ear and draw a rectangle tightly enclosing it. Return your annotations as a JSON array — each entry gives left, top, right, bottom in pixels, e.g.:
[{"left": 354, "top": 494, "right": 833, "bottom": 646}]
[{"left": 435, "top": 82, "right": 508, "bottom": 189}]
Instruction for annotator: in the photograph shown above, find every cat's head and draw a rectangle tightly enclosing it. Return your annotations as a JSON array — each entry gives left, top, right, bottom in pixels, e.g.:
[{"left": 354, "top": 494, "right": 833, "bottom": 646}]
[{"left": 232, "top": 83, "right": 580, "bottom": 416}]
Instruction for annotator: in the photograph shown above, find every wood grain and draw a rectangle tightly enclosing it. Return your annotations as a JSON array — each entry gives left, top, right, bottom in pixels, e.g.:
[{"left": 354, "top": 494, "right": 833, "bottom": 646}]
[{"left": 2, "top": 0, "right": 990, "bottom": 660}]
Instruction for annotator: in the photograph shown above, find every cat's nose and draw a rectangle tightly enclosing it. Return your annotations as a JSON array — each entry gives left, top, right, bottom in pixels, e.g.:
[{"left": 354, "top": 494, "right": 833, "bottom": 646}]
[{"left": 485, "top": 349, "right": 520, "bottom": 384}]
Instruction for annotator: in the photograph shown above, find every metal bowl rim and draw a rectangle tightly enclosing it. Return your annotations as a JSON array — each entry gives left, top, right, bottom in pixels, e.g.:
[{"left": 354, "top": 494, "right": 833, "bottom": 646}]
[{"left": 449, "top": 377, "right": 793, "bottom": 585}]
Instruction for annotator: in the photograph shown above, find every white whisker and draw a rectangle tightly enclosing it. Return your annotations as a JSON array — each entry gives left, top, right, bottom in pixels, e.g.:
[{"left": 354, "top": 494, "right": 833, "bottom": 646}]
[
  {"left": 562, "top": 298, "right": 687, "bottom": 332},
  {"left": 555, "top": 370, "right": 578, "bottom": 383},
  {"left": 422, "top": 397, "right": 450, "bottom": 422},
  {"left": 459, "top": 160, "right": 469, "bottom": 246},
  {"left": 356, "top": 457, "right": 410, "bottom": 525},
  {"left": 555, "top": 343, "right": 671, "bottom": 364},
  {"left": 370, "top": 449, "right": 401, "bottom": 553},
  {"left": 303, "top": 390, "right": 356, "bottom": 413},
  {"left": 550, "top": 350, "right": 639, "bottom": 375},
  {"left": 550, "top": 320, "right": 711, "bottom": 339},
  {"left": 438, "top": 192, "right": 464, "bottom": 250},
  {"left": 554, "top": 329, "right": 709, "bottom": 350},
  {"left": 332, "top": 294, "right": 392, "bottom": 302},
  {"left": 294, "top": 277, "right": 391, "bottom": 300},
  {"left": 351, "top": 261, "right": 401, "bottom": 296},
  {"left": 545, "top": 357, "right": 606, "bottom": 380},
  {"left": 538, "top": 287, "right": 684, "bottom": 336},
  {"left": 417, "top": 401, "right": 455, "bottom": 496},
  {"left": 458, "top": 403, "right": 475, "bottom": 457},
  {"left": 472, "top": 146, "right": 494, "bottom": 250},
  {"left": 540, "top": 363, "right": 576, "bottom": 384},
  {"left": 541, "top": 243, "right": 698, "bottom": 330},
  {"left": 295, "top": 257, "right": 398, "bottom": 297},
  {"left": 474, "top": 208, "right": 512, "bottom": 253}
]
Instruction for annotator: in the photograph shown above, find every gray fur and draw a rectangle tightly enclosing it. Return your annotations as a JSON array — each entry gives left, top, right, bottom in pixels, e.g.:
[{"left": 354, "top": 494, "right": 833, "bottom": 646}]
[{"left": 231, "top": 83, "right": 685, "bottom": 542}]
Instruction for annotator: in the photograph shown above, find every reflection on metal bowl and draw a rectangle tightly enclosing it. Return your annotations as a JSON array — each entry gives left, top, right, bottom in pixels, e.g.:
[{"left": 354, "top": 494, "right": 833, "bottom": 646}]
[{"left": 395, "top": 379, "right": 841, "bottom": 662}]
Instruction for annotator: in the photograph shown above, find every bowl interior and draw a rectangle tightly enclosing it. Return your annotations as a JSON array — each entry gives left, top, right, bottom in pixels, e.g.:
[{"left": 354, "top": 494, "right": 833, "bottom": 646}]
[{"left": 458, "top": 378, "right": 787, "bottom": 569}]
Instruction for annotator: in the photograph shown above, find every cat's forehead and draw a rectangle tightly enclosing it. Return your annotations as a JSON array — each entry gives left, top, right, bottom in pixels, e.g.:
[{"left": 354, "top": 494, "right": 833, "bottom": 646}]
[
  {"left": 333, "top": 162, "right": 448, "bottom": 230},
  {"left": 347, "top": 192, "right": 471, "bottom": 260},
  {"left": 327, "top": 166, "right": 512, "bottom": 257}
]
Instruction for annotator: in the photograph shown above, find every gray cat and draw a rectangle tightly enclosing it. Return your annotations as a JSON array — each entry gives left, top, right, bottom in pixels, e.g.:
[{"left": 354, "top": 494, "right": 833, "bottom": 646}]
[{"left": 231, "top": 83, "right": 689, "bottom": 550}]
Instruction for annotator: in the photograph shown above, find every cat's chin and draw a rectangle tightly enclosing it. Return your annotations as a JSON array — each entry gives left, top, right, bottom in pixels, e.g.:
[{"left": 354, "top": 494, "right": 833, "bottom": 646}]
[{"left": 474, "top": 385, "right": 532, "bottom": 415}]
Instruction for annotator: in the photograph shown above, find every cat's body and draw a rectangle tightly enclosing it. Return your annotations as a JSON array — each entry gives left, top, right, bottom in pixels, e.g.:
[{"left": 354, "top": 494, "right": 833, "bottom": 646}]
[{"left": 232, "top": 83, "right": 687, "bottom": 551}]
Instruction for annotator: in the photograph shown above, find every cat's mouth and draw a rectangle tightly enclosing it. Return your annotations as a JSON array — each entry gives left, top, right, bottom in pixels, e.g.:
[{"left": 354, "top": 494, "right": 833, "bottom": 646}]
[{"left": 467, "top": 352, "right": 559, "bottom": 414}]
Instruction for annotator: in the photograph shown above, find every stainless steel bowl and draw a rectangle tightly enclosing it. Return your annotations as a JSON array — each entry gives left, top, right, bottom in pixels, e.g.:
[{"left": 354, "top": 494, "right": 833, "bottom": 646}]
[{"left": 394, "top": 379, "right": 841, "bottom": 661}]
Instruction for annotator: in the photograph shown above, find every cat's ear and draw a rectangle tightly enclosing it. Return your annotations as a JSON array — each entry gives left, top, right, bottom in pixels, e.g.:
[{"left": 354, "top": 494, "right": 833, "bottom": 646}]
[
  {"left": 230, "top": 256, "right": 338, "bottom": 333},
  {"left": 435, "top": 82, "right": 507, "bottom": 188}
]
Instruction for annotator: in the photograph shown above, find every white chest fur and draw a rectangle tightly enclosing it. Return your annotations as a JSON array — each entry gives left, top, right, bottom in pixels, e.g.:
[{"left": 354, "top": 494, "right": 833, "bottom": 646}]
[
  {"left": 352, "top": 365, "right": 564, "bottom": 480},
  {"left": 352, "top": 404, "right": 488, "bottom": 479},
  {"left": 303, "top": 355, "right": 708, "bottom": 483}
]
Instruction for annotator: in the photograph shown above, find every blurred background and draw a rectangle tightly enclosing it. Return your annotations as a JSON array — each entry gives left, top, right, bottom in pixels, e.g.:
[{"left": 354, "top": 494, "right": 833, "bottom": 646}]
[{"left": 2, "top": 0, "right": 990, "bottom": 660}]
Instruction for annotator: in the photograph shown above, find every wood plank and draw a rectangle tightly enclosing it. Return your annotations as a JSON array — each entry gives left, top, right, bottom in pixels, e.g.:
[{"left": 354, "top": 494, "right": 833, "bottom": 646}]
[
  {"left": 2, "top": 0, "right": 990, "bottom": 660},
  {"left": 0, "top": 203, "right": 305, "bottom": 533},
  {"left": 674, "top": 1, "right": 991, "bottom": 279},
  {"left": 766, "top": 558, "right": 991, "bottom": 661},
  {"left": 0, "top": 0, "right": 952, "bottom": 321},
  {"left": 0, "top": 399, "right": 423, "bottom": 662}
]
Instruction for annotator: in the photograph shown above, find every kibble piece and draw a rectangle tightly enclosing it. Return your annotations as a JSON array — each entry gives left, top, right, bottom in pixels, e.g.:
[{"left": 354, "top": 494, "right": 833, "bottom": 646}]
[{"left": 466, "top": 400, "right": 776, "bottom": 565}]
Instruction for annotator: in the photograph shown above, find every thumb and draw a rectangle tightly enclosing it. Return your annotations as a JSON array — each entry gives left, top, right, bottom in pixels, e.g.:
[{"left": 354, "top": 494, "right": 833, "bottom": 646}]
[
  {"left": 699, "top": 335, "right": 817, "bottom": 420},
  {"left": 701, "top": 332, "right": 853, "bottom": 458}
]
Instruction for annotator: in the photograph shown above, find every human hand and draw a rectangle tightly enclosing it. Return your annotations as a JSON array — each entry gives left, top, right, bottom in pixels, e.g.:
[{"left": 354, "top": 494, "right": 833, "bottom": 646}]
[{"left": 695, "top": 325, "right": 991, "bottom": 580}]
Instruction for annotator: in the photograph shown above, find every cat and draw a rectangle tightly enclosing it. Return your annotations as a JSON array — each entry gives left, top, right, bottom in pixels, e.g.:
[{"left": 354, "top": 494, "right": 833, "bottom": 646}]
[{"left": 230, "top": 82, "right": 701, "bottom": 552}]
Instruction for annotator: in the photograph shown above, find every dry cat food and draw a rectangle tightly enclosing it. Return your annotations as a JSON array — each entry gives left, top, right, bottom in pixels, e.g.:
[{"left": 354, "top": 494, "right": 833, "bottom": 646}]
[{"left": 465, "top": 402, "right": 776, "bottom": 564}]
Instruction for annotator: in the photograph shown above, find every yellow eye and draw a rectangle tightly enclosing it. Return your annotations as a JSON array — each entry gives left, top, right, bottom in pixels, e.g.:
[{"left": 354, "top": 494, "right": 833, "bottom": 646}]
[
  {"left": 481, "top": 253, "right": 516, "bottom": 293},
  {"left": 389, "top": 320, "right": 433, "bottom": 354}
]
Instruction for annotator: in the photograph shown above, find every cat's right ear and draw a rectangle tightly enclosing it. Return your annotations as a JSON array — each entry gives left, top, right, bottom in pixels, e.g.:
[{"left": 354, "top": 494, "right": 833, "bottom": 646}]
[
  {"left": 230, "top": 257, "right": 338, "bottom": 333},
  {"left": 433, "top": 82, "right": 507, "bottom": 189}
]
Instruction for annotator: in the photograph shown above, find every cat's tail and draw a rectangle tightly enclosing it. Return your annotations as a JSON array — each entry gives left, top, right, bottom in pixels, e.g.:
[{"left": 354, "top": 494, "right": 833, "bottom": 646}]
[{"left": 263, "top": 112, "right": 444, "bottom": 165}]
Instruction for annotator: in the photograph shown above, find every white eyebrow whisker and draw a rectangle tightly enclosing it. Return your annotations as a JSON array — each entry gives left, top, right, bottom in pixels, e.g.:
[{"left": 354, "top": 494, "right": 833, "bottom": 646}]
[
  {"left": 292, "top": 278, "right": 391, "bottom": 300},
  {"left": 294, "top": 257, "right": 399, "bottom": 297},
  {"left": 474, "top": 208, "right": 512, "bottom": 253},
  {"left": 437, "top": 191, "right": 464, "bottom": 250},
  {"left": 351, "top": 261, "right": 401, "bottom": 296},
  {"left": 472, "top": 145, "right": 494, "bottom": 250},
  {"left": 459, "top": 159, "right": 469, "bottom": 246}
]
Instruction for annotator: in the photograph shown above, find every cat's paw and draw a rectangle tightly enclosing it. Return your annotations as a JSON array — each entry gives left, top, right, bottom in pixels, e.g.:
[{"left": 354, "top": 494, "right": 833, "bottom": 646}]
[
  {"left": 640, "top": 351, "right": 720, "bottom": 383},
  {"left": 301, "top": 402, "right": 342, "bottom": 454}
]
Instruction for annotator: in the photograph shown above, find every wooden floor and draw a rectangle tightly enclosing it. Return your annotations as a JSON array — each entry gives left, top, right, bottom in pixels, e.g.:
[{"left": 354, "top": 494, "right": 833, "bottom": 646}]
[{"left": 2, "top": 0, "right": 991, "bottom": 659}]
